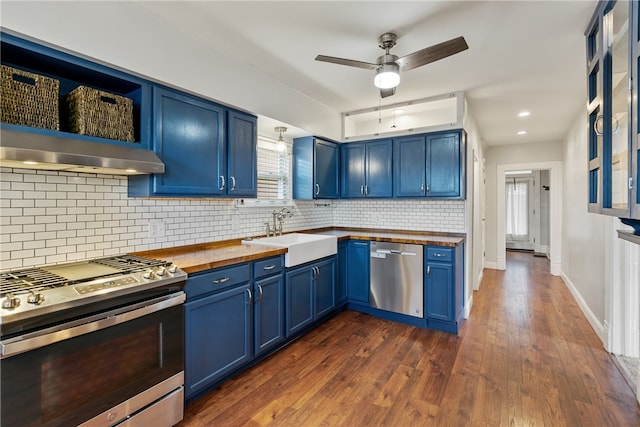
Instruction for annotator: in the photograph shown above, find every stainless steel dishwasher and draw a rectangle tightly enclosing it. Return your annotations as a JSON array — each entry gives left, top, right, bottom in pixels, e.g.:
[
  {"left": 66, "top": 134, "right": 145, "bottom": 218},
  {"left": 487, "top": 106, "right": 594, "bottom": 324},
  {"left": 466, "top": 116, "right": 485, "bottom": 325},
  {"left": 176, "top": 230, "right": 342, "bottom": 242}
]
[{"left": 369, "top": 241, "right": 423, "bottom": 318}]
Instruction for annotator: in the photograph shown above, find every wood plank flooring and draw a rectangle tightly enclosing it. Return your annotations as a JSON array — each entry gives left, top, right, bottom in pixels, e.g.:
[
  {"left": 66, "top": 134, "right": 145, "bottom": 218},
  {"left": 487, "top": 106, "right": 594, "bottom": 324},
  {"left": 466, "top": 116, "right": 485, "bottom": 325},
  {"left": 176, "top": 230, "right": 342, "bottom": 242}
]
[{"left": 178, "top": 251, "right": 640, "bottom": 426}]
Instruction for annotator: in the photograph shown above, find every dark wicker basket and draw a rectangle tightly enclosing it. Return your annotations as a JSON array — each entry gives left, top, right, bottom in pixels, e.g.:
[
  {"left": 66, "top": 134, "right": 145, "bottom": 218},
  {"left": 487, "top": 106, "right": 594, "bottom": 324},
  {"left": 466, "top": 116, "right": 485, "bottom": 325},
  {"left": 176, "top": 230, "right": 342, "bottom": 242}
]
[
  {"left": 66, "top": 86, "right": 135, "bottom": 142},
  {"left": 1, "top": 64, "right": 60, "bottom": 130}
]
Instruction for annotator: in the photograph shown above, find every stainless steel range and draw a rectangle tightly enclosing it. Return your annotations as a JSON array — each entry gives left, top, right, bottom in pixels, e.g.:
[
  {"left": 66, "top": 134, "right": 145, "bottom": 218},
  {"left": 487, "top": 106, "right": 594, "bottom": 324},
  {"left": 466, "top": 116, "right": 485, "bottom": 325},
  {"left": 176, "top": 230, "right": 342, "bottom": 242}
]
[{"left": 0, "top": 255, "right": 187, "bottom": 427}]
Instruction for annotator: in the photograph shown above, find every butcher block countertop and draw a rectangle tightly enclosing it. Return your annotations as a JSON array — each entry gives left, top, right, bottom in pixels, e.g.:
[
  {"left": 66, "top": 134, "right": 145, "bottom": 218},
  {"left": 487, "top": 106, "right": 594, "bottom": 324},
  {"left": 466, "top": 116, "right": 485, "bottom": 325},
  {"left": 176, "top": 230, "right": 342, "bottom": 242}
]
[{"left": 133, "top": 227, "right": 465, "bottom": 275}]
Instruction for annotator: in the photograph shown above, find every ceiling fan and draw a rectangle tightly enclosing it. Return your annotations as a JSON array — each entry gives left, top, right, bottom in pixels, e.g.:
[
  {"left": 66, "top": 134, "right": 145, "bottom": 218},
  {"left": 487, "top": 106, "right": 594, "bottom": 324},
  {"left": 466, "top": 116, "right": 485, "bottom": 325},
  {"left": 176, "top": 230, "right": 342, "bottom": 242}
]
[{"left": 315, "top": 32, "right": 468, "bottom": 98}]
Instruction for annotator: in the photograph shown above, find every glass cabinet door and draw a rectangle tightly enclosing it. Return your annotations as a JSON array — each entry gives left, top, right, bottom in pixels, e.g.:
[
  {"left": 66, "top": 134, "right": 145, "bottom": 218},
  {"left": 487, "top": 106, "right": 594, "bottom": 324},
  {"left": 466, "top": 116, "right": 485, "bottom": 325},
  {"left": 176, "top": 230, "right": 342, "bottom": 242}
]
[{"left": 604, "top": 0, "right": 630, "bottom": 213}]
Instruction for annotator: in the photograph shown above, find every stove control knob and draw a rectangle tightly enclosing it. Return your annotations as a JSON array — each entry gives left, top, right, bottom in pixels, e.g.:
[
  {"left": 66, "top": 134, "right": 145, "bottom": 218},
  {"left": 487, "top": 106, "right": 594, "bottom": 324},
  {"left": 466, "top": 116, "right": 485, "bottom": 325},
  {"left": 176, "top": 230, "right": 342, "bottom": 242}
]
[
  {"left": 27, "top": 292, "right": 45, "bottom": 305},
  {"left": 156, "top": 267, "right": 166, "bottom": 277},
  {"left": 143, "top": 270, "right": 155, "bottom": 280},
  {"left": 2, "top": 294, "right": 21, "bottom": 310},
  {"left": 168, "top": 264, "right": 178, "bottom": 274}
]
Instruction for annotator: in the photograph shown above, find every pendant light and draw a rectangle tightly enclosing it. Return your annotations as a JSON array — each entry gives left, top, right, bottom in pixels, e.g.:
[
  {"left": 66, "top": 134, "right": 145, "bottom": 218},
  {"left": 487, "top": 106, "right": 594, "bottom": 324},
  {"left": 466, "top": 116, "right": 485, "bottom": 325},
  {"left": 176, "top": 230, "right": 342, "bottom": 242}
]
[{"left": 275, "top": 126, "right": 287, "bottom": 153}]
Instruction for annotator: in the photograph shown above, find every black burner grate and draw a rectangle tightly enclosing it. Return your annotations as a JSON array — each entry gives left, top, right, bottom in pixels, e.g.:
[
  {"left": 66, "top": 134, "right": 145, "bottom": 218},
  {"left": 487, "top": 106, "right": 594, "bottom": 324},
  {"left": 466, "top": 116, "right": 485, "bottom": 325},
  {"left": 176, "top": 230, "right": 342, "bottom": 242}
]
[
  {"left": 91, "top": 255, "right": 170, "bottom": 273},
  {"left": 0, "top": 269, "right": 68, "bottom": 297}
]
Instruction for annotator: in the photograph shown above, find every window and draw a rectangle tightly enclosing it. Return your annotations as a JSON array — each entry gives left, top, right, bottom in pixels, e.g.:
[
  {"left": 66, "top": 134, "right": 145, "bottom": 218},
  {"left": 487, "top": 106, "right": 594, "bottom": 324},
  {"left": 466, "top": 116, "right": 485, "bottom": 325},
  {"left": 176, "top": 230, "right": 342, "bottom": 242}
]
[
  {"left": 506, "top": 180, "right": 529, "bottom": 240},
  {"left": 256, "top": 136, "right": 291, "bottom": 202}
]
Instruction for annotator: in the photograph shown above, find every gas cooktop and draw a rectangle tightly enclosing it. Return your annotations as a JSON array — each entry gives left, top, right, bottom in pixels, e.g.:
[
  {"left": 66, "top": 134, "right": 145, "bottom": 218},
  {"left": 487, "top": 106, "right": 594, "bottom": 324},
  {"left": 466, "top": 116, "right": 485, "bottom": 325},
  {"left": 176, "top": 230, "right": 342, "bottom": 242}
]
[{"left": 0, "top": 255, "right": 186, "bottom": 328}]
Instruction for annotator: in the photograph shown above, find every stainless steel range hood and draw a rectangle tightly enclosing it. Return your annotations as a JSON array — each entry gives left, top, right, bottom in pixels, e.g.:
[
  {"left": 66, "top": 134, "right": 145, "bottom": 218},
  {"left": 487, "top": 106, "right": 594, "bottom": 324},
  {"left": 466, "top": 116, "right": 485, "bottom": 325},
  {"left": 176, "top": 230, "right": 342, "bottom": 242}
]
[{"left": 0, "top": 128, "right": 165, "bottom": 175}]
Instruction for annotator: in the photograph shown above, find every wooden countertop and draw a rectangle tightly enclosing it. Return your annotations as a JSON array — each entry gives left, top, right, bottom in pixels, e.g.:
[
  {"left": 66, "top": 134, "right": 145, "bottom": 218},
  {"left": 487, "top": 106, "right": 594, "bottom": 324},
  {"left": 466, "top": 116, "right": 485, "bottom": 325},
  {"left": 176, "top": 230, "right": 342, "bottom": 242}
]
[
  {"left": 133, "top": 240, "right": 287, "bottom": 274},
  {"left": 132, "top": 228, "right": 465, "bottom": 275}
]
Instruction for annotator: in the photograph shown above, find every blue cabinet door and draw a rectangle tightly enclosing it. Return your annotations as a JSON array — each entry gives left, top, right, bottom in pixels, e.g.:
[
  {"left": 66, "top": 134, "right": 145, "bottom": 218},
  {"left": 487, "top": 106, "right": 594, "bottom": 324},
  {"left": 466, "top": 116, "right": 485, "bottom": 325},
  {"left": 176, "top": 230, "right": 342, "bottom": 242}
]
[
  {"left": 393, "top": 135, "right": 426, "bottom": 197},
  {"left": 340, "top": 142, "right": 366, "bottom": 198},
  {"left": 426, "top": 132, "right": 461, "bottom": 198},
  {"left": 347, "top": 240, "right": 370, "bottom": 303},
  {"left": 366, "top": 139, "right": 393, "bottom": 198},
  {"left": 293, "top": 136, "right": 339, "bottom": 199},
  {"left": 184, "top": 284, "right": 252, "bottom": 398},
  {"left": 149, "top": 87, "right": 225, "bottom": 196},
  {"left": 336, "top": 241, "right": 348, "bottom": 305},
  {"left": 285, "top": 266, "right": 314, "bottom": 336},
  {"left": 254, "top": 274, "right": 285, "bottom": 356},
  {"left": 425, "top": 261, "right": 454, "bottom": 322},
  {"left": 315, "top": 258, "right": 336, "bottom": 318},
  {"left": 315, "top": 139, "right": 340, "bottom": 199},
  {"left": 227, "top": 110, "right": 257, "bottom": 197}
]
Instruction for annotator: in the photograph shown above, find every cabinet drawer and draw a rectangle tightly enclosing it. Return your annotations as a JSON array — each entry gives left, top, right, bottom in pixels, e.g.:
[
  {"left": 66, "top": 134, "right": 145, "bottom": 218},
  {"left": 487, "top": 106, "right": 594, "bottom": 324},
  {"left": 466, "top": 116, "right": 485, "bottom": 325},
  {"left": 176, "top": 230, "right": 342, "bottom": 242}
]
[
  {"left": 254, "top": 256, "right": 283, "bottom": 280},
  {"left": 426, "top": 247, "right": 454, "bottom": 262},
  {"left": 185, "top": 264, "right": 251, "bottom": 299}
]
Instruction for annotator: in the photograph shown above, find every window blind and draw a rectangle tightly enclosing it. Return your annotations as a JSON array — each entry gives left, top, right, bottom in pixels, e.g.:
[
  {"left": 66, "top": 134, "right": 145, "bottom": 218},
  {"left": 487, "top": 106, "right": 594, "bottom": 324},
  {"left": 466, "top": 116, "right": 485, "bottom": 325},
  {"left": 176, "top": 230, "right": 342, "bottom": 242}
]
[{"left": 257, "top": 137, "right": 291, "bottom": 201}]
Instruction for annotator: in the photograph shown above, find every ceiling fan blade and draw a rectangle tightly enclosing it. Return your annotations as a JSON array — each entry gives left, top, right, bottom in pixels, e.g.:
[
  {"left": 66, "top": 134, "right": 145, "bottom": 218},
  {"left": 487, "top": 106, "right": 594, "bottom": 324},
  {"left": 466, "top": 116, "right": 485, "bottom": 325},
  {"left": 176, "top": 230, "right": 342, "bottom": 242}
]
[
  {"left": 380, "top": 87, "right": 396, "bottom": 98},
  {"left": 315, "top": 55, "right": 378, "bottom": 70},
  {"left": 396, "top": 36, "right": 468, "bottom": 71}
]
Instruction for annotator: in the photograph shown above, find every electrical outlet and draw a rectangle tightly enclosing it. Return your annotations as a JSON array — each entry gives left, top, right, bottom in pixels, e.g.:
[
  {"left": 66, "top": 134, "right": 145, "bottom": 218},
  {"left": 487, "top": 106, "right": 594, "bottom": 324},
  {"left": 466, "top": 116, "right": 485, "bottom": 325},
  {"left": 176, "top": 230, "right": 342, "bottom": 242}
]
[{"left": 149, "top": 219, "right": 166, "bottom": 239}]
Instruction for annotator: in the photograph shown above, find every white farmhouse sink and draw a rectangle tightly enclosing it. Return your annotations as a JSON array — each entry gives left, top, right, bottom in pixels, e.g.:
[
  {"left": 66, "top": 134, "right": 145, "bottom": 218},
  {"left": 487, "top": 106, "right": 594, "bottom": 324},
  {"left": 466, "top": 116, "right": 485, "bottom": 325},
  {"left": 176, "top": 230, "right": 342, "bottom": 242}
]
[{"left": 242, "top": 233, "right": 337, "bottom": 267}]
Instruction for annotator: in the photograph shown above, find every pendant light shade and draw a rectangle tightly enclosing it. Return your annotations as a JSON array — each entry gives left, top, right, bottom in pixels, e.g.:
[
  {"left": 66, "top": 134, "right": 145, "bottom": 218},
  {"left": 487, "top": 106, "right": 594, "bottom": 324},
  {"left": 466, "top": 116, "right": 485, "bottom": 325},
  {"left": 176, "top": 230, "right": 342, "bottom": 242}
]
[
  {"left": 275, "top": 126, "right": 287, "bottom": 152},
  {"left": 374, "top": 63, "right": 400, "bottom": 89}
]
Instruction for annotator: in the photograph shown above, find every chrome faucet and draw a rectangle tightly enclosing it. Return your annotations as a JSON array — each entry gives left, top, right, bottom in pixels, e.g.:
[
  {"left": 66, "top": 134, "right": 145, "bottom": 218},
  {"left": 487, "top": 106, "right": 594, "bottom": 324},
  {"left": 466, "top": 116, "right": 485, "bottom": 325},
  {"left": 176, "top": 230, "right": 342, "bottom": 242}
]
[{"left": 265, "top": 208, "right": 293, "bottom": 237}]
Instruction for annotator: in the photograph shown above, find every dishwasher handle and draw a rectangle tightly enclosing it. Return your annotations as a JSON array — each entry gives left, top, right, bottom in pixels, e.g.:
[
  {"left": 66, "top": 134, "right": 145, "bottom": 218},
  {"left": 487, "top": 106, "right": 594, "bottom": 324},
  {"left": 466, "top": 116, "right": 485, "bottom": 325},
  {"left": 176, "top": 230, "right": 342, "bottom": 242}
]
[{"left": 372, "top": 249, "right": 417, "bottom": 257}]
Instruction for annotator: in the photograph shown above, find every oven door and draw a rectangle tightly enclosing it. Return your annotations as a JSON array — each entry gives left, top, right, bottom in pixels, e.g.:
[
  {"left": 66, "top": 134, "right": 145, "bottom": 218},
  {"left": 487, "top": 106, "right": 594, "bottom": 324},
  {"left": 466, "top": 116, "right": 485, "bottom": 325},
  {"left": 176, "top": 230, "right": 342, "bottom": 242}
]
[{"left": 1, "top": 292, "right": 185, "bottom": 427}]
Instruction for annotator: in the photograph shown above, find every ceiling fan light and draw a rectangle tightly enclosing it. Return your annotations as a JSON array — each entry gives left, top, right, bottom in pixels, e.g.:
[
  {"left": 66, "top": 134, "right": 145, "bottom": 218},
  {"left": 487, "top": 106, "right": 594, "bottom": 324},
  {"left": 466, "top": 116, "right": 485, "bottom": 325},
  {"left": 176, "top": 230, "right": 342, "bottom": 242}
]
[{"left": 374, "top": 63, "right": 400, "bottom": 89}]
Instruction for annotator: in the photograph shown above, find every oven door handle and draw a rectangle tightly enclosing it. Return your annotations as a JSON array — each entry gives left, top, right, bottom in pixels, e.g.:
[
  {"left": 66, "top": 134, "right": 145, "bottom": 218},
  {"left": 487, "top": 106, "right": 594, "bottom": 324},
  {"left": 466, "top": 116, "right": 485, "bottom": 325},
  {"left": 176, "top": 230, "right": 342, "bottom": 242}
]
[{"left": 0, "top": 292, "right": 185, "bottom": 359}]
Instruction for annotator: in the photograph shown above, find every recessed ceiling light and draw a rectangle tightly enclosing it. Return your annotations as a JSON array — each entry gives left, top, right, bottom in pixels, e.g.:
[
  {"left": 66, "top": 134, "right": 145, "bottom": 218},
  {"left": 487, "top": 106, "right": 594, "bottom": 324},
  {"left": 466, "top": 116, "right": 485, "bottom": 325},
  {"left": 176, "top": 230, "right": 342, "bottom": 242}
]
[
  {"left": 518, "top": 111, "right": 530, "bottom": 117},
  {"left": 517, "top": 130, "right": 527, "bottom": 135}
]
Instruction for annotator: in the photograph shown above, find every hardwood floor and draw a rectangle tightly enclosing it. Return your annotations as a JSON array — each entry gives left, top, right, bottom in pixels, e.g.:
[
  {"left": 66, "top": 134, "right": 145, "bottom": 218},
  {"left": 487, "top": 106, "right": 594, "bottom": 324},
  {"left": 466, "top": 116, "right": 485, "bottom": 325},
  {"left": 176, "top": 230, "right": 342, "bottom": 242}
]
[{"left": 178, "top": 252, "right": 640, "bottom": 426}]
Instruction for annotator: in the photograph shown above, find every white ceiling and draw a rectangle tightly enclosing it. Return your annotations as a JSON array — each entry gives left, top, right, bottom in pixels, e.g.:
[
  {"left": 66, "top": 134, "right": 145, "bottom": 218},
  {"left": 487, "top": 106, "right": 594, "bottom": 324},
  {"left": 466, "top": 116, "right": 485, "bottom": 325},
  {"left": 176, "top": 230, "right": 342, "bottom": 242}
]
[{"left": 136, "top": 0, "right": 597, "bottom": 146}]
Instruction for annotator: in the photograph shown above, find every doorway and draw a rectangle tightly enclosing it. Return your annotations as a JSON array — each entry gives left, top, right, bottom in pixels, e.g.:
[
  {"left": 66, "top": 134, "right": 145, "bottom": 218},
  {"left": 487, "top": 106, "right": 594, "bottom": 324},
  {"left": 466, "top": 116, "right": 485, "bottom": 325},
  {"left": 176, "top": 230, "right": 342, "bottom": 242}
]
[{"left": 496, "top": 161, "right": 562, "bottom": 275}]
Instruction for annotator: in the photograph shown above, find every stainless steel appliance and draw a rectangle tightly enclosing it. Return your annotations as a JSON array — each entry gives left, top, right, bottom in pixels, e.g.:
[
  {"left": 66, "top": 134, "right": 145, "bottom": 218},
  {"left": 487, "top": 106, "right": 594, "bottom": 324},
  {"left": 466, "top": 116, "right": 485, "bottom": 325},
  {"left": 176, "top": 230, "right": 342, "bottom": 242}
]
[
  {"left": 0, "top": 255, "right": 187, "bottom": 427},
  {"left": 369, "top": 242, "right": 423, "bottom": 318}
]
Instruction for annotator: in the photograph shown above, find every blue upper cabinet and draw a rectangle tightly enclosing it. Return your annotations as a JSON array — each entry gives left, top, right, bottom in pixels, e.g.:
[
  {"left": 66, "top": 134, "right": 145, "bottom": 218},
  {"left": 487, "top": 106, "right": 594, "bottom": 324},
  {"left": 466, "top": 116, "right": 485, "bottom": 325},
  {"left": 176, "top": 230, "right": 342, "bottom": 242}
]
[
  {"left": 293, "top": 136, "right": 340, "bottom": 199},
  {"left": 426, "top": 132, "right": 463, "bottom": 198},
  {"left": 393, "top": 131, "right": 465, "bottom": 199},
  {"left": 227, "top": 110, "right": 257, "bottom": 197},
  {"left": 0, "top": 32, "right": 150, "bottom": 148},
  {"left": 129, "top": 87, "right": 257, "bottom": 197},
  {"left": 393, "top": 135, "right": 427, "bottom": 197},
  {"left": 130, "top": 87, "right": 225, "bottom": 196},
  {"left": 341, "top": 139, "right": 392, "bottom": 198}
]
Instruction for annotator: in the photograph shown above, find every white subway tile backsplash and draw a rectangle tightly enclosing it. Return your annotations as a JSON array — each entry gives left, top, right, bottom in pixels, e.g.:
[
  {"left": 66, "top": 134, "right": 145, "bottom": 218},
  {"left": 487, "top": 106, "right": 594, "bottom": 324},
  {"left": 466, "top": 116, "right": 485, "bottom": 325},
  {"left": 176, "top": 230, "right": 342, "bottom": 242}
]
[{"left": 1, "top": 168, "right": 466, "bottom": 269}]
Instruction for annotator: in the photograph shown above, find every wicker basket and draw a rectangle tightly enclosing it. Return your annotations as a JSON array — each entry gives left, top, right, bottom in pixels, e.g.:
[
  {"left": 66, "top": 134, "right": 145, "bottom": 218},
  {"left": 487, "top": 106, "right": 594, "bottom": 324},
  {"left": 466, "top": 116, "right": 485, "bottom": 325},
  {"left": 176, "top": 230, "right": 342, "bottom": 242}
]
[
  {"left": 66, "top": 86, "right": 135, "bottom": 142},
  {"left": 1, "top": 64, "right": 60, "bottom": 130}
]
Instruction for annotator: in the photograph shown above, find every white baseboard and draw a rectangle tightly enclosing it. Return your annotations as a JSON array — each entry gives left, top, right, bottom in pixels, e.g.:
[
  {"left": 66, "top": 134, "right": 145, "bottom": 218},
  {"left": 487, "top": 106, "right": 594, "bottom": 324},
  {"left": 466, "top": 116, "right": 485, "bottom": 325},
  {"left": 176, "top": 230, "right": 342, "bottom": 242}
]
[
  {"left": 550, "top": 261, "right": 561, "bottom": 276},
  {"left": 464, "top": 294, "right": 473, "bottom": 319},
  {"left": 560, "top": 270, "right": 607, "bottom": 346},
  {"left": 474, "top": 269, "right": 483, "bottom": 291},
  {"left": 484, "top": 261, "right": 498, "bottom": 270}
]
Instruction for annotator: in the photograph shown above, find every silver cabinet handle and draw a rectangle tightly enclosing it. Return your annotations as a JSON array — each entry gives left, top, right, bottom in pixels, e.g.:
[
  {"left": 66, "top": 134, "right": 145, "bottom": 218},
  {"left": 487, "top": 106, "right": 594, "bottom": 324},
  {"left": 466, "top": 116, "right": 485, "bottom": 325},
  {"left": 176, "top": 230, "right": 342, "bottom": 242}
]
[
  {"left": 246, "top": 288, "right": 252, "bottom": 305},
  {"left": 434, "top": 253, "right": 446, "bottom": 257},
  {"left": 426, "top": 183, "right": 430, "bottom": 193},
  {"left": 257, "top": 285, "right": 263, "bottom": 302},
  {"left": 219, "top": 175, "right": 225, "bottom": 191},
  {"left": 421, "top": 183, "right": 425, "bottom": 193},
  {"left": 427, "top": 266, "right": 431, "bottom": 277},
  {"left": 365, "top": 185, "right": 368, "bottom": 195},
  {"left": 361, "top": 185, "right": 364, "bottom": 195},
  {"left": 263, "top": 265, "right": 276, "bottom": 271},
  {"left": 315, "top": 183, "right": 320, "bottom": 196},
  {"left": 230, "top": 176, "right": 236, "bottom": 191},
  {"left": 213, "top": 277, "right": 230, "bottom": 284}
]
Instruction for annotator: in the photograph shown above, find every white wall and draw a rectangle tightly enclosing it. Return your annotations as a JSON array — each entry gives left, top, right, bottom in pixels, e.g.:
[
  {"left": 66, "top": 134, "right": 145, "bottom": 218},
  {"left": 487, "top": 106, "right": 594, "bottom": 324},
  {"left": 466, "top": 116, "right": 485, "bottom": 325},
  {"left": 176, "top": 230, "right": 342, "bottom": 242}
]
[
  {"left": 0, "top": 1, "right": 341, "bottom": 140},
  {"left": 484, "top": 141, "right": 564, "bottom": 265}
]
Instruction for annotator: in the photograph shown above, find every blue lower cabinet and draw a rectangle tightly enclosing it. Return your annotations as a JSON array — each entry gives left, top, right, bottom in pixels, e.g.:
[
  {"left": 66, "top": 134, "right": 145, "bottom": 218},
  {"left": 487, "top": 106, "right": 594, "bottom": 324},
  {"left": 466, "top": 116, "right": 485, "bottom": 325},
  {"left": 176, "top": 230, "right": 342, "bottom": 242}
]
[
  {"left": 285, "top": 256, "right": 337, "bottom": 337},
  {"left": 346, "top": 240, "right": 370, "bottom": 304},
  {"left": 185, "top": 284, "right": 252, "bottom": 398},
  {"left": 424, "top": 245, "right": 464, "bottom": 333},
  {"left": 285, "top": 265, "right": 315, "bottom": 336},
  {"left": 315, "top": 258, "right": 336, "bottom": 318},
  {"left": 254, "top": 274, "right": 285, "bottom": 356},
  {"left": 336, "top": 241, "right": 348, "bottom": 305}
]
